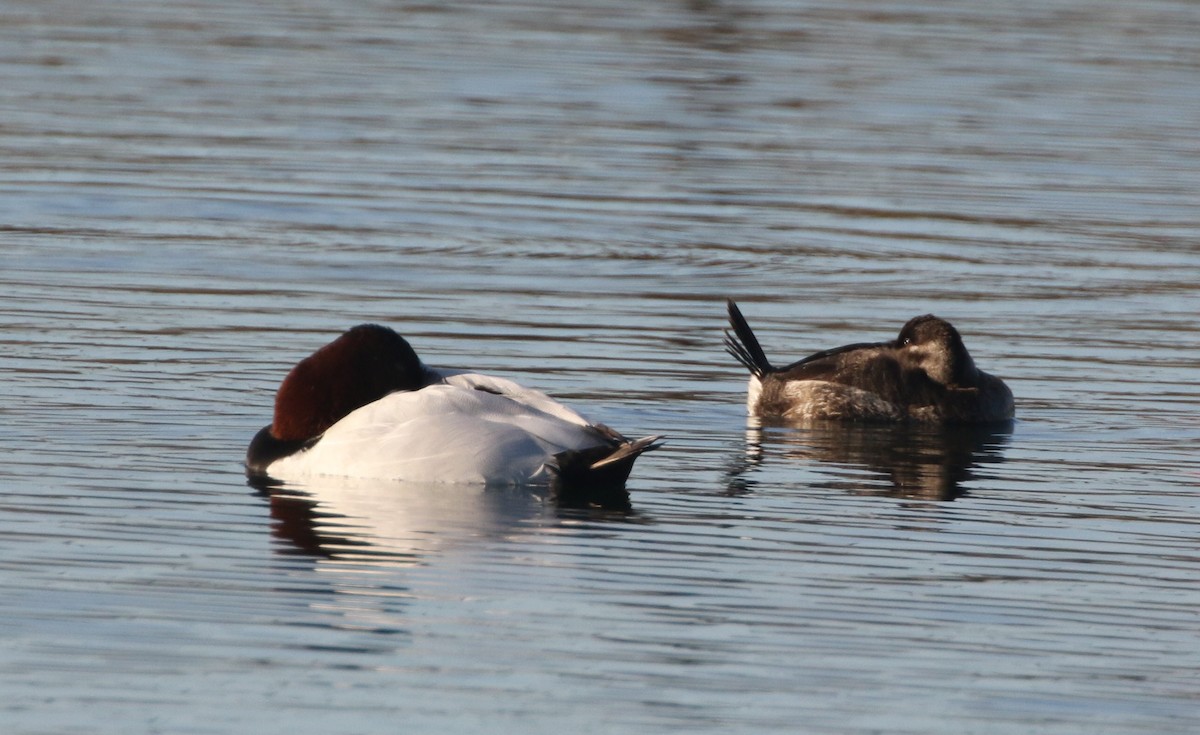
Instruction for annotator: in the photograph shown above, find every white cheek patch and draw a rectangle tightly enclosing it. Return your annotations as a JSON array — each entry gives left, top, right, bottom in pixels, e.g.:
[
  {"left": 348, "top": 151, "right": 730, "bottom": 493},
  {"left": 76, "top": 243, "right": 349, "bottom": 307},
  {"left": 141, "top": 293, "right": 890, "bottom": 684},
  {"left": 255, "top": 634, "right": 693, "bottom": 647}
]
[{"left": 906, "top": 343, "right": 951, "bottom": 384}]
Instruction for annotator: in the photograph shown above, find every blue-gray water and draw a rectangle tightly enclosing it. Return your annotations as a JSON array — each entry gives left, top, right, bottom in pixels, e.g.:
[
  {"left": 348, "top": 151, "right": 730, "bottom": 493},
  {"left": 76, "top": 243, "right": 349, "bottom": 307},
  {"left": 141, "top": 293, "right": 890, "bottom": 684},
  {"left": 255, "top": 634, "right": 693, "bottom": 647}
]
[{"left": 3, "top": 1, "right": 1200, "bottom": 733}]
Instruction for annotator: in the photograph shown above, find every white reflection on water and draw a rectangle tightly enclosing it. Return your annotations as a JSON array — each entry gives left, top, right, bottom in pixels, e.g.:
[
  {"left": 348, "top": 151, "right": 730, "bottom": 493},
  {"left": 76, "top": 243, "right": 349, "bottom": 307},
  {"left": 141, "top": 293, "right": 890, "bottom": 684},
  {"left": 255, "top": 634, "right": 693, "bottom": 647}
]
[{"left": 258, "top": 476, "right": 635, "bottom": 566}]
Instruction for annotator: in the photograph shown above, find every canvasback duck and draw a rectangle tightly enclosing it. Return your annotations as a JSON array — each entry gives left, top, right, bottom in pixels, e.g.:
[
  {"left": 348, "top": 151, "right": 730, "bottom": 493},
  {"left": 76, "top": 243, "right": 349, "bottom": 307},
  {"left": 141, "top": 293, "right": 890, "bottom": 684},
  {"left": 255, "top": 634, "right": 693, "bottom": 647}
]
[
  {"left": 246, "top": 324, "right": 662, "bottom": 489},
  {"left": 724, "top": 300, "right": 1014, "bottom": 423}
]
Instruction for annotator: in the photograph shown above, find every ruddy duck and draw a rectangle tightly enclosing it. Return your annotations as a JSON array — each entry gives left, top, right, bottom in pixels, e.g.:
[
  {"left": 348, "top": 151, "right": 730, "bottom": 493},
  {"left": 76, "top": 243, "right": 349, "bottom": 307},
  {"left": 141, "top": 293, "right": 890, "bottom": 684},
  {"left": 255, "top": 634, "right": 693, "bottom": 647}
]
[
  {"left": 247, "top": 324, "right": 662, "bottom": 489},
  {"left": 724, "top": 300, "right": 1014, "bottom": 423}
]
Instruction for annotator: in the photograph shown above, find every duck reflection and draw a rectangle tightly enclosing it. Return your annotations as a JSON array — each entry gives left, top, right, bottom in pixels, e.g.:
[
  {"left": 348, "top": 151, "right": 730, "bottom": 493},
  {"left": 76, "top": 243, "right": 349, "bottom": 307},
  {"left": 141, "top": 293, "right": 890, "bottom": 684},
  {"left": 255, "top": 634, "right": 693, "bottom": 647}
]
[
  {"left": 730, "top": 420, "right": 1012, "bottom": 500},
  {"left": 252, "top": 477, "right": 633, "bottom": 563}
]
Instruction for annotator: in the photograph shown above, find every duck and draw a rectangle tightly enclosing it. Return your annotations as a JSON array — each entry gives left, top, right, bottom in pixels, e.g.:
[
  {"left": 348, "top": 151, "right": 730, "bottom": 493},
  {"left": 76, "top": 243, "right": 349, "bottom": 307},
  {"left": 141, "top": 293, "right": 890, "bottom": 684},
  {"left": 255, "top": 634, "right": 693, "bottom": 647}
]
[
  {"left": 723, "top": 299, "right": 1014, "bottom": 423},
  {"left": 246, "top": 324, "right": 662, "bottom": 490}
]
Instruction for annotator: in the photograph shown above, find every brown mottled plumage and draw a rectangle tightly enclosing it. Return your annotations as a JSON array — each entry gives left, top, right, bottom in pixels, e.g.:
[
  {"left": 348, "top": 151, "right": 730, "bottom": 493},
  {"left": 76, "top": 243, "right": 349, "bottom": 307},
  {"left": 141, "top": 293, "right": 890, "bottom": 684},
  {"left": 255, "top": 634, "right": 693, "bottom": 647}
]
[{"left": 724, "top": 300, "right": 1013, "bottom": 423}]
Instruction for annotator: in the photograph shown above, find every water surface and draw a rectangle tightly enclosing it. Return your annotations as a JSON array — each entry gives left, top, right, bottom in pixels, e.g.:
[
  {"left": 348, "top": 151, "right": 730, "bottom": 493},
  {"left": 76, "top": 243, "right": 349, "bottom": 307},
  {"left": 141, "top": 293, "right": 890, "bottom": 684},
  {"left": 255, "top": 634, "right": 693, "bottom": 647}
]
[{"left": 2, "top": 1, "right": 1200, "bottom": 733}]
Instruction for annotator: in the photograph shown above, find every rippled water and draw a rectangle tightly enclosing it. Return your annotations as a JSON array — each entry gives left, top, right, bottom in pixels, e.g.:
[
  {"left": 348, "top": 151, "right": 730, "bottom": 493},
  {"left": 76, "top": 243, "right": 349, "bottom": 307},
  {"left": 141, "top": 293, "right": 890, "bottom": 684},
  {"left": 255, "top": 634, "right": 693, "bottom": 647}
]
[{"left": 3, "top": 1, "right": 1200, "bottom": 733}]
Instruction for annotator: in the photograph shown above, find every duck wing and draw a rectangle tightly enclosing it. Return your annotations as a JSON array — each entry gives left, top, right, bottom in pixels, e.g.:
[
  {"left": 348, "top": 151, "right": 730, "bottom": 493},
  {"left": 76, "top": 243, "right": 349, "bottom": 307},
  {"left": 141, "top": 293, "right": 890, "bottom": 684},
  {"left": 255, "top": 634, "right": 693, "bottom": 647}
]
[
  {"left": 776, "top": 341, "right": 895, "bottom": 383},
  {"left": 435, "top": 370, "right": 594, "bottom": 428},
  {"left": 439, "top": 371, "right": 664, "bottom": 483}
]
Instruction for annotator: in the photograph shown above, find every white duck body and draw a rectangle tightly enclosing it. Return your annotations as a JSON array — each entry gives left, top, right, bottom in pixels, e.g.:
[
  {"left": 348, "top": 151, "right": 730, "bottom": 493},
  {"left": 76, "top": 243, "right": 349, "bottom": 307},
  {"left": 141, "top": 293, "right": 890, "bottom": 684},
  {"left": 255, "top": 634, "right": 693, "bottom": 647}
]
[{"left": 262, "top": 369, "right": 623, "bottom": 485}]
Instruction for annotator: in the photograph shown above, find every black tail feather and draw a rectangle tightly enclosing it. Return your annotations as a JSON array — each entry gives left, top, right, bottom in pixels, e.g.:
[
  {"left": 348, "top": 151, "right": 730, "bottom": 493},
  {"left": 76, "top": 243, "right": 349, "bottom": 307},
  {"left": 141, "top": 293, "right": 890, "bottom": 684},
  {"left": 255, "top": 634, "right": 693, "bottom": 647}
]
[
  {"left": 589, "top": 434, "right": 664, "bottom": 470},
  {"left": 724, "top": 299, "right": 773, "bottom": 378},
  {"left": 550, "top": 434, "right": 664, "bottom": 501}
]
